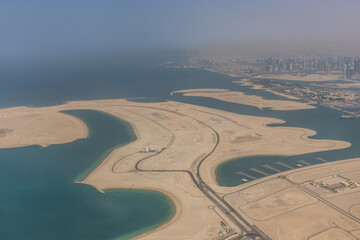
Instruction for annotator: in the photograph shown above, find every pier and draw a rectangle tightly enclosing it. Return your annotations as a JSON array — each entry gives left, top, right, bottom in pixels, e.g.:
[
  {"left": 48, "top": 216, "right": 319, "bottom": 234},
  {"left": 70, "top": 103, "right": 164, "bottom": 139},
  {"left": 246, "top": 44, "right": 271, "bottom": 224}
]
[
  {"left": 316, "top": 157, "right": 327, "bottom": 163},
  {"left": 262, "top": 164, "right": 281, "bottom": 173},
  {"left": 249, "top": 168, "right": 269, "bottom": 176},
  {"left": 298, "top": 160, "right": 311, "bottom": 166},
  {"left": 275, "top": 161, "right": 294, "bottom": 170},
  {"left": 236, "top": 171, "right": 257, "bottom": 180}
]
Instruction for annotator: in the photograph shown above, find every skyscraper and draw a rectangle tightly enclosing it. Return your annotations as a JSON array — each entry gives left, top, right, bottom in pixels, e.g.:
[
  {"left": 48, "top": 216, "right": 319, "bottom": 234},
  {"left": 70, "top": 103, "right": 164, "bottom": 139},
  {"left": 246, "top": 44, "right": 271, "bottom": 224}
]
[
  {"left": 343, "top": 64, "right": 348, "bottom": 79},
  {"left": 354, "top": 60, "right": 360, "bottom": 75},
  {"left": 325, "top": 61, "right": 330, "bottom": 74}
]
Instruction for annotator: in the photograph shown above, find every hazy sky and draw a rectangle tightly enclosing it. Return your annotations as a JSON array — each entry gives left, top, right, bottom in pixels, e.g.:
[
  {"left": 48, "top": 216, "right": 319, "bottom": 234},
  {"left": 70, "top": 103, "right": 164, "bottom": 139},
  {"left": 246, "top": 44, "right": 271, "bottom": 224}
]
[{"left": 1, "top": 0, "right": 360, "bottom": 59}]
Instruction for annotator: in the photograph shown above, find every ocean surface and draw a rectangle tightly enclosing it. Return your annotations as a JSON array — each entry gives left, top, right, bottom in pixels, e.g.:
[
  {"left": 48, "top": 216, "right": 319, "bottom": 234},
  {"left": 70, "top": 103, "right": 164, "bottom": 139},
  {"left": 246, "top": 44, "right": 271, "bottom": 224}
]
[
  {"left": 0, "top": 109, "right": 174, "bottom": 240},
  {"left": 1, "top": 53, "right": 360, "bottom": 238},
  {"left": 176, "top": 95, "right": 360, "bottom": 186}
]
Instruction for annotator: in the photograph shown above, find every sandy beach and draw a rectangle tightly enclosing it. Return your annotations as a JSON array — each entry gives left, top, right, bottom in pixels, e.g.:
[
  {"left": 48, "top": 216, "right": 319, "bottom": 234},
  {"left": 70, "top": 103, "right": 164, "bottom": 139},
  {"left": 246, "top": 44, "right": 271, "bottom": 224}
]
[
  {"left": 0, "top": 98, "right": 351, "bottom": 239},
  {"left": 254, "top": 74, "right": 342, "bottom": 82},
  {"left": 0, "top": 107, "right": 87, "bottom": 148},
  {"left": 172, "top": 88, "right": 315, "bottom": 110},
  {"left": 235, "top": 79, "right": 302, "bottom": 100},
  {"left": 320, "top": 82, "right": 360, "bottom": 89}
]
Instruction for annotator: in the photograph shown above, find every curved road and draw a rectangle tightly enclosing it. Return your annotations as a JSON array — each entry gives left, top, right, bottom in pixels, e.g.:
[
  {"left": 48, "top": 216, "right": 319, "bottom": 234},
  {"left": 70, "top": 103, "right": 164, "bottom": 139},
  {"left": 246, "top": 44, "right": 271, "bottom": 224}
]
[{"left": 106, "top": 104, "right": 270, "bottom": 240}]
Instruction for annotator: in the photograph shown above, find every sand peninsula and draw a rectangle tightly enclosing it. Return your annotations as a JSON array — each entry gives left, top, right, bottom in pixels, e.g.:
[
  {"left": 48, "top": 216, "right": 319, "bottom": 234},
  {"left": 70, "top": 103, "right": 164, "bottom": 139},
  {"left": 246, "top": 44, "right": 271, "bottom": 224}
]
[
  {"left": 0, "top": 95, "right": 352, "bottom": 239},
  {"left": 254, "top": 73, "right": 342, "bottom": 82},
  {"left": 171, "top": 88, "right": 315, "bottom": 110}
]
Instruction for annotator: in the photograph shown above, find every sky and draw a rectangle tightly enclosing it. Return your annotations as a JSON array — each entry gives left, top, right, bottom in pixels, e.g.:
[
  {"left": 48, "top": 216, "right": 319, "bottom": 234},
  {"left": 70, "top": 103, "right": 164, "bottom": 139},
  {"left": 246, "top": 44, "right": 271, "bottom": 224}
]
[{"left": 1, "top": 0, "right": 360, "bottom": 59}]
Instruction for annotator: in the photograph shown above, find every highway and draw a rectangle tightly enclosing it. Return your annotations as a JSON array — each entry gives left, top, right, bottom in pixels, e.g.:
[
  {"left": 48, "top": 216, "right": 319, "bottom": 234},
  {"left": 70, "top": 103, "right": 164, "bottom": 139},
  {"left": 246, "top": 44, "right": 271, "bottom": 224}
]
[{"left": 108, "top": 104, "right": 270, "bottom": 240}]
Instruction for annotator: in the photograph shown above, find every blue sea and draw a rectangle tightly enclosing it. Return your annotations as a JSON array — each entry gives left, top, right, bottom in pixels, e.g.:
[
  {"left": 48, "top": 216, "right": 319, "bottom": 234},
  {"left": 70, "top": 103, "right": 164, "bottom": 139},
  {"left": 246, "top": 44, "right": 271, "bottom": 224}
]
[{"left": 1, "top": 52, "right": 359, "bottom": 238}]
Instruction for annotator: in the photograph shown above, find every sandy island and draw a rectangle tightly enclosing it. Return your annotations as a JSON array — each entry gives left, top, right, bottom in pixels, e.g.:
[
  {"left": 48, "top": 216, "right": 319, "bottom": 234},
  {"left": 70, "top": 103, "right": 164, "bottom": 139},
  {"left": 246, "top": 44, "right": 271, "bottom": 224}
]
[
  {"left": 0, "top": 97, "right": 352, "bottom": 239},
  {"left": 172, "top": 88, "right": 315, "bottom": 110},
  {"left": 0, "top": 107, "right": 87, "bottom": 148},
  {"left": 319, "top": 82, "right": 360, "bottom": 89},
  {"left": 235, "top": 79, "right": 303, "bottom": 100},
  {"left": 254, "top": 74, "right": 342, "bottom": 82}
]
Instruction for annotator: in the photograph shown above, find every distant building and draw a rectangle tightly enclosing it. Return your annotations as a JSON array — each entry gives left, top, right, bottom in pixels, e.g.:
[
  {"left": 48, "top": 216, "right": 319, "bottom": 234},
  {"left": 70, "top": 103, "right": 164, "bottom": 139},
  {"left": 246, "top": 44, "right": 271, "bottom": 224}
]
[
  {"left": 141, "top": 145, "right": 157, "bottom": 153},
  {"left": 303, "top": 60, "right": 307, "bottom": 71},
  {"left": 347, "top": 65, "right": 353, "bottom": 79},
  {"left": 274, "top": 64, "right": 279, "bottom": 72},
  {"left": 325, "top": 62, "right": 330, "bottom": 74},
  {"left": 343, "top": 64, "right": 350, "bottom": 79},
  {"left": 354, "top": 60, "right": 360, "bottom": 75}
]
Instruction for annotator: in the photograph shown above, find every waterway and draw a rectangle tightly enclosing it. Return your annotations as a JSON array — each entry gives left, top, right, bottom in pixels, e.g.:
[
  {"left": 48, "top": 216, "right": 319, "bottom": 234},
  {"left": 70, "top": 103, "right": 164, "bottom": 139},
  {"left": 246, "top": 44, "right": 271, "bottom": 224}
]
[
  {"left": 170, "top": 87, "right": 360, "bottom": 186},
  {"left": 2, "top": 53, "right": 360, "bottom": 237},
  {"left": 0, "top": 109, "right": 174, "bottom": 240}
]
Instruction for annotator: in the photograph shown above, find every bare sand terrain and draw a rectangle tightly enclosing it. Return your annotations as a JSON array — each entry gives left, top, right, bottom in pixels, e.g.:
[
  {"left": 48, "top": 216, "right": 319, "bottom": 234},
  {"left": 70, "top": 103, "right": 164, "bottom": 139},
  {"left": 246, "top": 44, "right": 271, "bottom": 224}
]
[
  {"left": 0, "top": 97, "right": 353, "bottom": 239},
  {"left": 172, "top": 88, "right": 315, "bottom": 110},
  {"left": 170, "top": 88, "right": 229, "bottom": 95},
  {"left": 320, "top": 82, "right": 360, "bottom": 89},
  {"left": 235, "top": 79, "right": 302, "bottom": 100},
  {"left": 255, "top": 74, "right": 342, "bottom": 82},
  {"left": 0, "top": 107, "right": 87, "bottom": 148},
  {"left": 221, "top": 158, "right": 360, "bottom": 240}
]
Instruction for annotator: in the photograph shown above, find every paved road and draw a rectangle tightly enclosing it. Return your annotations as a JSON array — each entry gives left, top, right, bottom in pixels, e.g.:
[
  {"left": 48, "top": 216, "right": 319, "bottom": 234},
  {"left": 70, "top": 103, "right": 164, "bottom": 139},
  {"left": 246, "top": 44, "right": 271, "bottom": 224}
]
[{"left": 107, "top": 104, "right": 270, "bottom": 240}]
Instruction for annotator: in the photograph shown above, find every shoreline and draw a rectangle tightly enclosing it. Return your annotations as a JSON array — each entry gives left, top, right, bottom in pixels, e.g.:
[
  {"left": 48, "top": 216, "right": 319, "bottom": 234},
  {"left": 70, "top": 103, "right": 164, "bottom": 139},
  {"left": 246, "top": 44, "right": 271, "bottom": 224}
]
[
  {"left": 0, "top": 107, "right": 88, "bottom": 149},
  {"left": 75, "top": 109, "right": 181, "bottom": 240},
  {"left": 173, "top": 88, "right": 316, "bottom": 111},
  {"left": 73, "top": 109, "right": 138, "bottom": 182},
  {"left": 209, "top": 126, "right": 352, "bottom": 189},
  {"left": 0, "top": 98, "right": 352, "bottom": 239},
  {"left": 254, "top": 73, "right": 342, "bottom": 82},
  {"left": 131, "top": 188, "right": 181, "bottom": 240},
  {"left": 218, "top": 157, "right": 360, "bottom": 239}
]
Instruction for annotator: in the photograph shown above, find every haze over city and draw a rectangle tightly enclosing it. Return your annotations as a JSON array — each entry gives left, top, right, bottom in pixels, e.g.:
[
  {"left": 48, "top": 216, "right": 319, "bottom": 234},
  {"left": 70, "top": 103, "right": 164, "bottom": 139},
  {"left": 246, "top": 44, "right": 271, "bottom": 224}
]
[
  {"left": 2, "top": 0, "right": 360, "bottom": 60},
  {"left": 2, "top": 1, "right": 360, "bottom": 240}
]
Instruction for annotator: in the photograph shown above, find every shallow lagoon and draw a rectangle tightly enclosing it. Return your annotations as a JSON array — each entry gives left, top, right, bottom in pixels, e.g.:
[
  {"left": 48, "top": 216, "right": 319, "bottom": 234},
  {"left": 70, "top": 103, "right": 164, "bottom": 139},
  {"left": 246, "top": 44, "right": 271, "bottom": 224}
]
[
  {"left": 2, "top": 55, "right": 360, "bottom": 237},
  {"left": 0, "top": 110, "right": 174, "bottom": 240}
]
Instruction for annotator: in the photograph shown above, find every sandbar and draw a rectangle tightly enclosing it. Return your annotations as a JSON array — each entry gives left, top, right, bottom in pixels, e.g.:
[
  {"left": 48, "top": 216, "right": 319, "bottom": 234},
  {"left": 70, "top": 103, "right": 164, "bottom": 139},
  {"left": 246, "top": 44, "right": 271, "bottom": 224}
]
[
  {"left": 0, "top": 97, "right": 352, "bottom": 239},
  {"left": 0, "top": 107, "right": 87, "bottom": 148},
  {"left": 254, "top": 74, "right": 342, "bottom": 82},
  {"left": 174, "top": 88, "right": 315, "bottom": 110}
]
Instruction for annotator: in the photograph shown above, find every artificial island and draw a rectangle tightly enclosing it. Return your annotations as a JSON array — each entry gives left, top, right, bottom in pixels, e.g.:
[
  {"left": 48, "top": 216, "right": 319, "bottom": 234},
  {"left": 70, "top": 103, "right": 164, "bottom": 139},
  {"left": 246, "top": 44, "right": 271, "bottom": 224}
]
[{"left": 1, "top": 83, "right": 360, "bottom": 239}]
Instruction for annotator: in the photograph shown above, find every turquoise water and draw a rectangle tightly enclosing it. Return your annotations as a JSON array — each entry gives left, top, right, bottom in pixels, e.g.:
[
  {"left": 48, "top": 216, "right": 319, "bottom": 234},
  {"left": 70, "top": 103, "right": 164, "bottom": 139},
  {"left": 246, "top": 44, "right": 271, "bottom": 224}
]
[
  {"left": 2, "top": 53, "right": 360, "bottom": 236},
  {"left": 184, "top": 96, "right": 360, "bottom": 186},
  {"left": 176, "top": 94, "right": 360, "bottom": 186},
  {"left": 166, "top": 76, "right": 360, "bottom": 186},
  {"left": 0, "top": 110, "right": 174, "bottom": 240},
  {"left": 0, "top": 54, "right": 236, "bottom": 239}
]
